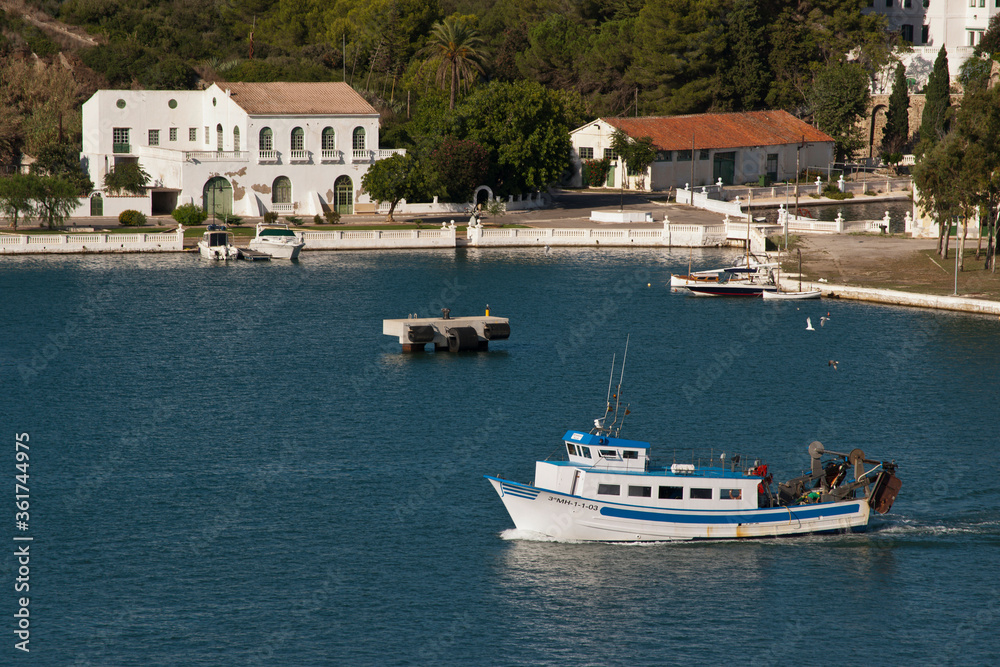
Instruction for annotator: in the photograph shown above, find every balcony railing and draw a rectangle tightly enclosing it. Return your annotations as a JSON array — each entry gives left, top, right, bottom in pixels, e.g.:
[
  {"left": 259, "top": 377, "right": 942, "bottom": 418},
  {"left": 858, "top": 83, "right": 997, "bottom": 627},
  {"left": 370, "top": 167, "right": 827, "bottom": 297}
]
[
  {"left": 321, "top": 149, "right": 343, "bottom": 163},
  {"left": 258, "top": 150, "right": 279, "bottom": 163},
  {"left": 271, "top": 202, "right": 293, "bottom": 212},
  {"left": 185, "top": 150, "right": 249, "bottom": 162},
  {"left": 113, "top": 143, "right": 132, "bottom": 154},
  {"left": 289, "top": 150, "right": 309, "bottom": 163},
  {"left": 352, "top": 149, "right": 371, "bottom": 162},
  {"left": 377, "top": 149, "right": 406, "bottom": 160}
]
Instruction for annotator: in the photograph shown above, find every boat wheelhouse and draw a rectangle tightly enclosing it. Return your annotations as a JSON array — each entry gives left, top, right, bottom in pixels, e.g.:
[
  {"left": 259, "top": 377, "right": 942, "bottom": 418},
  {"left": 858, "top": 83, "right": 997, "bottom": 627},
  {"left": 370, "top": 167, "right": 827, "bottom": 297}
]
[{"left": 198, "top": 224, "right": 238, "bottom": 260}]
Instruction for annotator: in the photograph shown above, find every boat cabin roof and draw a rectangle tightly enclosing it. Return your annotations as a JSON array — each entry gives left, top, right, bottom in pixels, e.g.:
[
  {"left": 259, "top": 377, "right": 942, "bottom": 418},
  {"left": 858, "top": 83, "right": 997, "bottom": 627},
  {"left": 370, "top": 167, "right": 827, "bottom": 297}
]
[
  {"left": 260, "top": 228, "right": 296, "bottom": 237},
  {"left": 563, "top": 430, "right": 650, "bottom": 450}
]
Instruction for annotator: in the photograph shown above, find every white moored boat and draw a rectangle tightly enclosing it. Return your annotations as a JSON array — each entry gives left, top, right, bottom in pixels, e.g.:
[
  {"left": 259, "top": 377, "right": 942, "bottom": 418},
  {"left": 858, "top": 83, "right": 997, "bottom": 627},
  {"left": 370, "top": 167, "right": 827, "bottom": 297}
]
[
  {"left": 486, "top": 350, "right": 901, "bottom": 542},
  {"left": 248, "top": 223, "right": 305, "bottom": 259},
  {"left": 198, "top": 224, "right": 239, "bottom": 260}
]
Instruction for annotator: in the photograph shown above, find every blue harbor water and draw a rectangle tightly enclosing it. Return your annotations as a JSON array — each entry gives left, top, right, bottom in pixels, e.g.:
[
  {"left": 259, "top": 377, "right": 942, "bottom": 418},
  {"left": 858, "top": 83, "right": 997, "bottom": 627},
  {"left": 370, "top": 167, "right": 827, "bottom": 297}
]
[{"left": 2, "top": 248, "right": 999, "bottom": 665}]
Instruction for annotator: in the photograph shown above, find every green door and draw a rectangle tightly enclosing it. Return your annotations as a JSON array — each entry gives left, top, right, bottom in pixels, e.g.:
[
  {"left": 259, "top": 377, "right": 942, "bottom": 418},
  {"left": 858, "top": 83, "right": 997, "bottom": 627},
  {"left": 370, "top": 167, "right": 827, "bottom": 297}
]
[
  {"left": 202, "top": 177, "right": 232, "bottom": 218},
  {"left": 713, "top": 152, "right": 736, "bottom": 185},
  {"left": 605, "top": 164, "right": 615, "bottom": 187},
  {"left": 90, "top": 194, "right": 103, "bottom": 216},
  {"left": 335, "top": 176, "right": 353, "bottom": 215}
]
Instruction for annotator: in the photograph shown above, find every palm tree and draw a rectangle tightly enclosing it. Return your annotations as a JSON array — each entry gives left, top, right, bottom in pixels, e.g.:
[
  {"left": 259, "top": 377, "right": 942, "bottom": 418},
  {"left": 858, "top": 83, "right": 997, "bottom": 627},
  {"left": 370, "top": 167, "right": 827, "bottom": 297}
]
[{"left": 419, "top": 16, "right": 487, "bottom": 109}]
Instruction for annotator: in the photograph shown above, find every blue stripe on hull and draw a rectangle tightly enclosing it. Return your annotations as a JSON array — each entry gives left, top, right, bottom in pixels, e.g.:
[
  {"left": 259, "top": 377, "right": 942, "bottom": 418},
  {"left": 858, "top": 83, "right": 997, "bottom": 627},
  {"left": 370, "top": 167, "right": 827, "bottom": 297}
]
[{"left": 599, "top": 502, "right": 860, "bottom": 524}]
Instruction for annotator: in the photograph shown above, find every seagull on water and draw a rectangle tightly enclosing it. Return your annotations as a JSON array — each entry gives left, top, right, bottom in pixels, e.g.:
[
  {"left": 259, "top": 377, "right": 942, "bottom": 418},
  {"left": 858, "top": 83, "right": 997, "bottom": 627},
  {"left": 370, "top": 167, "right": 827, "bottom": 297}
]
[
  {"left": 828, "top": 360, "right": 839, "bottom": 370},
  {"left": 806, "top": 317, "right": 815, "bottom": 331}
]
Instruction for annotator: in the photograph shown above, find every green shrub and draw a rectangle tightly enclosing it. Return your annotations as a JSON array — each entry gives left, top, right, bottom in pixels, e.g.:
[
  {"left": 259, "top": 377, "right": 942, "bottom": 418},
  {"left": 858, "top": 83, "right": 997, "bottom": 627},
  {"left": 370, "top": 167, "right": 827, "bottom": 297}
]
[
  {"left": 313, "top": 214, "right": 322, "bottom": 225},
  {"left": 285, "top": 215, "right": 302, "bottom": 225},
  {"left": 119, "top": 209, "right": 147, "bottom": 227},
  {"left": 821, "top": 184, "right": 854, "bottom": 200},
  {"left": 263, "top": 211, "right": 279, "bottom": 224},
  {"left": 221, "top": 214, "right": 243, "bottom": 226},
  {"left": 171, "top": 203, "right": 207, "bottom": 226},
  {"left": 324, "top": 210, "right": 341, "bottom": 224}
]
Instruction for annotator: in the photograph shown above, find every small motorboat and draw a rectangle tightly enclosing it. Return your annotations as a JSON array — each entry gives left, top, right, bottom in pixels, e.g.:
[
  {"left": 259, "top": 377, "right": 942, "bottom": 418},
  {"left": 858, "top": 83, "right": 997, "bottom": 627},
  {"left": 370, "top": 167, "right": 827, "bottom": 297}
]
[
  {"left": 198, "top": 224, "right": 238, "bottom": 260},
  {"left": 248, "top": 223, "right": 305, "bottom": 259},
  {"left": 763, "top": 248, "right": 820, "bottom": 299}
]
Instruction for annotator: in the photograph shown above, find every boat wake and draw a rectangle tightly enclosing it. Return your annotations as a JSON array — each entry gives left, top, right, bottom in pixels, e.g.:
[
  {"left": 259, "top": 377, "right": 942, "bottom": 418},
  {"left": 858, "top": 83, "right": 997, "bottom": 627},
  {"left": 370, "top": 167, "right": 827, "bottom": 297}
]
[
  {"left": 499, "top": 529, "right": 581, "bottom": 543},
  {"left": 869, "top": 516, "right": 1000, "bottom": 537}
]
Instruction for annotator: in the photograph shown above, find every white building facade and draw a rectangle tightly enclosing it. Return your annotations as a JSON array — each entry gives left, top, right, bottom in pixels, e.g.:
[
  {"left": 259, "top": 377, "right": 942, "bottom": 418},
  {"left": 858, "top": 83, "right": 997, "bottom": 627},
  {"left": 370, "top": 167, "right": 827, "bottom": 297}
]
[
  {"left": 569, "top": 112, "right": 835, "bottom": 191},
  {"left": 80, "top": 82, "right": 403, "bottom": 218},
  {"left": 865, "top": 0, "right": 995, "bottom": 88}
]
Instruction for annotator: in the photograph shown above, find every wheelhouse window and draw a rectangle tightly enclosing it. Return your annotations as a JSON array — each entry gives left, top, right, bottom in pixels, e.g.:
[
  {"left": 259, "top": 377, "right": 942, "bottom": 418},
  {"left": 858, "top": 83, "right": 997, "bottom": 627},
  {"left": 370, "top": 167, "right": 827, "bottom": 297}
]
[
  {"left": 659, "top": 486, "right": 683, "bottom": 500},
  {"left": 579, "top": 446, "right": 591, "bottom": 458},
  {"left": 322, "top": 127, "right": 336, "bottom": 150},
  {"left": 259, "top": 127, "right": 273, "bottom": 151},
  {"left": 722, "top": 489, "right": 743, "bottom": 500},
  {"left": 628, "top": 486, "right": 651, "bottom": 498},
  {"left": 291, "top": 127, "right": 304, "bottom": 151},
  {"left": 622, "top": 450, "right": 638, "bottom": 459},
  {"left": 598, "top": 449, "right": 618, "bottom": 458},
  {"left": 272, "top": 176, "right": 291, "bottom": 204},
  {"left": 353, "top": 127, "right": 366, "bottom": 151},
  {"left": 567, "top": 444, "right": 577, "bottom": 456},
  {"left": 690, "top": 488, "right": 713, "bottom": 500},
  {"left": 597, "top": 484, "right": 620, "bottom": 496}
]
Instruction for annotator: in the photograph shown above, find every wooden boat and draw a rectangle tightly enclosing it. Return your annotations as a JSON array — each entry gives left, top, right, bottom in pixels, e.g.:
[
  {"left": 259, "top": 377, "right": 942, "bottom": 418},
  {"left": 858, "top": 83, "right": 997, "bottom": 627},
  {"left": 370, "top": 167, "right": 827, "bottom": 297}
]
[{"left": 764, "top": 248, "right": 821, "bottom": 299}]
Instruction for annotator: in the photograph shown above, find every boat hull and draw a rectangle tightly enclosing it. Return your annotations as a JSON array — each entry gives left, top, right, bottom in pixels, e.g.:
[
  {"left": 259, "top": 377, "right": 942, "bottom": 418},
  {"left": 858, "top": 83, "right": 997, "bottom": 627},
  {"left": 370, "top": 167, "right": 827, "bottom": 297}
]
[
  {"left": 198, "top": 242, "right": 238, "bottom": 260},
  {"left": 486, "top": 476, "right": 870, "bottom": 541},
  {"left": 762, "top": 289, "right": 821, "bottom": 300},
  {"left": 248, "top": 239, "right": 304, "bottom": 259},
  {"left": 687, "top": 283, "right": 777, "bottom": 297}
]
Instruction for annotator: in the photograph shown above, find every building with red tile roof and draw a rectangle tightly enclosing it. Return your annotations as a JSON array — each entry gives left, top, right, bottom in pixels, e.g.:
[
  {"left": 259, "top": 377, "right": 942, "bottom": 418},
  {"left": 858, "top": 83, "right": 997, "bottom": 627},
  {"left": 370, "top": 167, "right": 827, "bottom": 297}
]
[{"left": 569, "top": 111, "right": 835, "bottom": 191}]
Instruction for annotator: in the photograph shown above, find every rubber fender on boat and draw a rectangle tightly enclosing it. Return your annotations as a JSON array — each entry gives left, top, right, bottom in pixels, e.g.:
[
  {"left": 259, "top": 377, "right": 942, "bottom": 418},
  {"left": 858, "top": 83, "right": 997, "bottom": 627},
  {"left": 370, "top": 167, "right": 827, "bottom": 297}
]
[
  {"left": 447, "top": 326, "right": 479, "bottom": 352},
  {"left": 483, "top": 322, "right": 510, "bottom": 340},
  {"left": 406, "top": 325, "right": 436, "bottom": 344}
]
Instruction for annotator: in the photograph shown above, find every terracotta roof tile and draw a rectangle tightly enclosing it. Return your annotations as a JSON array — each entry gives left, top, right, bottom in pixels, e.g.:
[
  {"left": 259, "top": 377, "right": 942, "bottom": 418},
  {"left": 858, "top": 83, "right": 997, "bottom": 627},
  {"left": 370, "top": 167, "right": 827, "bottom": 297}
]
[
  {"left": 601, "top": 111, "right": 833, "bottom": 151},
  {"left": 222, "top": 82, "right": 377, "bottom": 115}
]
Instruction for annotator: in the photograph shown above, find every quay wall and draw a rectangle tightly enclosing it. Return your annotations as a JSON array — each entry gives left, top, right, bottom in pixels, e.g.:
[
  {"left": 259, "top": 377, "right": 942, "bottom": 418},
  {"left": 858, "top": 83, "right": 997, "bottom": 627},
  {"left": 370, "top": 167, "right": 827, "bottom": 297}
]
[
  {"left": 466, "top": 224, "right": 727, "bottom": 247},
  {"left": 0, "top": 229, "right": 184, "bottom": 254},
  {"left": 800, "top": 281, "right": 1000, "bottom": 316},
  {"left": 301, "top": 227, "right": 457, "bottom": 250}
]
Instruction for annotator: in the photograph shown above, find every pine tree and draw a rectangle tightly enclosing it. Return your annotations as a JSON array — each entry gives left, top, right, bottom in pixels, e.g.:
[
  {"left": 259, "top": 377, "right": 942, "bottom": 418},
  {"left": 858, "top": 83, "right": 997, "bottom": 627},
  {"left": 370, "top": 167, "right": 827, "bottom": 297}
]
[
  {"left": 880, "top": 63, "right": 910, "bottom": 161},
  {"left": 717, "top": 0, "right": 771, "bottom": 111},
  {"left": 919, "top": 46, "right": 951, "bottom": 154}
]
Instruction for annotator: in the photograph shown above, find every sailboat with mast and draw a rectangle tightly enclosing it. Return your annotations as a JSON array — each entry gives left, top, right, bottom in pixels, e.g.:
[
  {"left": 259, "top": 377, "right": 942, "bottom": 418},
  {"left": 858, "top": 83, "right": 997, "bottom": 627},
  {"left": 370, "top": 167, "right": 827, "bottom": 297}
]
[{"left": 762, "top": 248, "right": 821, "bottom": 299}]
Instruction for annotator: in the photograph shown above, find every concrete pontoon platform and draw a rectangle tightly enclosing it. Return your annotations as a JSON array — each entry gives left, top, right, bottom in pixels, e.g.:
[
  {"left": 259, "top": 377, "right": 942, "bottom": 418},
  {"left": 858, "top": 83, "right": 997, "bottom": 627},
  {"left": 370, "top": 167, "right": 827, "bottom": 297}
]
[{"left": 383, "top": 314, "right": 511, "bottom": 352}]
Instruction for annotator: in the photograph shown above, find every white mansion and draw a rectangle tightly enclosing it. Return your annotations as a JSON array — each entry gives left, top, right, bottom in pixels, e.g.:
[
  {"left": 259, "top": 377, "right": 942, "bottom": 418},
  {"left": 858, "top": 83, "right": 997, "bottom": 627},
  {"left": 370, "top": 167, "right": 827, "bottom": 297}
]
[{"left": 80, "top": 82, "right": 403, "bottom": 218}]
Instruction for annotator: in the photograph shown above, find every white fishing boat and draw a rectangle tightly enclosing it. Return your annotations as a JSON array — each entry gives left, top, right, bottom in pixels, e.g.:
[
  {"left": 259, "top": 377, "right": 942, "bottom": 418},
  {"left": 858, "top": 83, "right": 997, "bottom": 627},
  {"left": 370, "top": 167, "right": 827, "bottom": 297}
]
[
  {"left": 685, "top": 272, "right": 777, "bottom": 297},
  {"left": 198, "top": 224, "right": 239, "bottom": 260},
  {"left": 248, "top": 223, "right": 305, "bottom": 259},
  {"left": 486, "top": 348, "right": 901, "bottom": 542}
]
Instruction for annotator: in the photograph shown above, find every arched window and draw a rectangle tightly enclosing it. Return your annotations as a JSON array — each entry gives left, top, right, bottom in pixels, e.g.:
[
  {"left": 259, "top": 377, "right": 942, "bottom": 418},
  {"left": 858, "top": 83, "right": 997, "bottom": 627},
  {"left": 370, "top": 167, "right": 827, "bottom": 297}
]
[
  {"left": 216, "top": 124, "right": 224, "bottom": 152},
  {"left": 233, "top": 127, "right": 240, "bottom": 152},
  {"left": 259, "top": 127, "right": 273, "bottom": 151},
  {"left": 272, "top": 176, "right": 291, "bottom": 204},
  {"left": 322, "top": 127, "right": 336, "bottom": 151},
  {"left": 352, "top": 127, "right": 366, "bottom": 152},
  {"left": 291, "top": 127, "right": 304, "bottom": 152}
]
